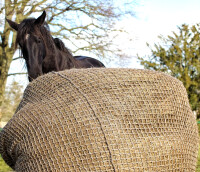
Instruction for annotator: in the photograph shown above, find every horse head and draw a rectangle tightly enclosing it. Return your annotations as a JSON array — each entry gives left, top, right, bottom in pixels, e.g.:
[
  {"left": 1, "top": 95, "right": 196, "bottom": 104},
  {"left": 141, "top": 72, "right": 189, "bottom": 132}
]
[{"left": 7, "top": 11, "right": 49, "bottom": 81}]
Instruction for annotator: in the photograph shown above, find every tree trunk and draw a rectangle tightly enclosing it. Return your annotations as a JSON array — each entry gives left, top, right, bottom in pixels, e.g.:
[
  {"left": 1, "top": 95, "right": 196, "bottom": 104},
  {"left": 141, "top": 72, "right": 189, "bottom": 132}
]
[{"left": 0, "top": 24, "right": 16, "bottom": 121}]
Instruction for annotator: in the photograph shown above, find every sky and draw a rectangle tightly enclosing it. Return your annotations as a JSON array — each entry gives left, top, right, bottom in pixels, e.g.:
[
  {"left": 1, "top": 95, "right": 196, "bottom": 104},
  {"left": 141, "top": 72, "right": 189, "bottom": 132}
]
[
  {"left": 7, "top": 0, "right": 200, "bottom": 88},
  {"left": 112, "top": 0, "right": 200, "bottom": 68}
]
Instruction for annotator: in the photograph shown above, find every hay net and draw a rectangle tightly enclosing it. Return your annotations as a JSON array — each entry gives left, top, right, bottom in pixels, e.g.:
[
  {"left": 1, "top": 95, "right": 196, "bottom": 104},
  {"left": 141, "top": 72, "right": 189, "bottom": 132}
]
[{"left": 0, "top": 68, "right": 199, "bottom": 171}]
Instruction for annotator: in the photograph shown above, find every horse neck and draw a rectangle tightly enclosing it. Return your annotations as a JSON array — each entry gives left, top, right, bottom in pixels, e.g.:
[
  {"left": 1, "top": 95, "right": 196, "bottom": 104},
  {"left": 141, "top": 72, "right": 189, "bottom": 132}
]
[
  {"left": 53, "top": 40, "right": 79, "bottom": 69},
  {"left": 43, "top": 35, "right": 78, "bottom": 70},
  {"left": 62, "top": 50, "right": 78, "bottom": 69},
  {"left": 52, "top": 45, "right": 79, "bottom": 70}
]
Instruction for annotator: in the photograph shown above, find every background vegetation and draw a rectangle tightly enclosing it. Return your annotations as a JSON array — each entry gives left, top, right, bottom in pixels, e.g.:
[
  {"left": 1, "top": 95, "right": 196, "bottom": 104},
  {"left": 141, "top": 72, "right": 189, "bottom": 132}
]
[
  {"left": 1, "top": 80, "right": 23, "bottom": 122},
  {"left": 138, "top": 24, "right": 200, "bottom": 118}
]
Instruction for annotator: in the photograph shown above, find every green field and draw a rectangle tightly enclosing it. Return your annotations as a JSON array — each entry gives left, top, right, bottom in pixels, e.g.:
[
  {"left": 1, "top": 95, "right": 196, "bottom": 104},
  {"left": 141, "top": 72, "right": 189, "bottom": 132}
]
[
  {"left": 0, "top": 156, "right": 12, "bottom": 172},
  {"left": 0, "top": 124, "right": 200, "bottom": 171}
]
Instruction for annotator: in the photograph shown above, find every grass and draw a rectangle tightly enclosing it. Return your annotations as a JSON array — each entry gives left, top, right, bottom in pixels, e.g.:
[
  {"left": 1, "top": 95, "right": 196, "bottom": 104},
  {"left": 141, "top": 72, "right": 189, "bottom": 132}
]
[
  {"left": 0, "top": 125, "right": 200, "bottom": 171},
  {"left": 196, "top": 122, "right": 200, "bottom": 172},
  {"left": 0, "top": 156, "right": 12, "bottom": 172}
]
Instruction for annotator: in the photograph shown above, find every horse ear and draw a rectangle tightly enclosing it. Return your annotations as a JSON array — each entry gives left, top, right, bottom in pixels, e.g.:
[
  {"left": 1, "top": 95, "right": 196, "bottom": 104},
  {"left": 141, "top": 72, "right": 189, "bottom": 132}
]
[
  {"left": 6, "top": 18, "right": 19, "bottom": 31},
  {"left": 34, "top": 11, "right": 46, "bottom": 26}
]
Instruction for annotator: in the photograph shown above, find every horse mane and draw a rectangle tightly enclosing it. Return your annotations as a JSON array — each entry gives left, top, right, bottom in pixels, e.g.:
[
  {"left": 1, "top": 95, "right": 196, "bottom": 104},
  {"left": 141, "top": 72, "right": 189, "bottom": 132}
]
[
  {"left": 53, "top": 38, "right": 73, "bottom": 55},
  {"left": 15, "top": 19, "right": 31, "bottom": 48},
  {"left": 15, "top": 18, "right": 77, "bottom": 67},
  {"left": 53, "top": 38, "right": 78, "bottom": 67}
]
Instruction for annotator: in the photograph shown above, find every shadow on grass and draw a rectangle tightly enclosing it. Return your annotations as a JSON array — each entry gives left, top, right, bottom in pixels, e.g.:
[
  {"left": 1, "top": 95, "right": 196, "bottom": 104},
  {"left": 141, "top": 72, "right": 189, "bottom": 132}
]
[{"left": 0, "top": 156, "right": 13, "bottom": 172}]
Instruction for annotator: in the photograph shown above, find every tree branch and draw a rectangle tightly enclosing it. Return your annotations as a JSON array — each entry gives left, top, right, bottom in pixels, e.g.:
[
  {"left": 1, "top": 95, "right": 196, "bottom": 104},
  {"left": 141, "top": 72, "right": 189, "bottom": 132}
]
[
  {"left": 7, "top": 73, "right": 27, "bottom": 76},
  {"left": 12, "top": 57, "right": 22, "bottom": 61}
]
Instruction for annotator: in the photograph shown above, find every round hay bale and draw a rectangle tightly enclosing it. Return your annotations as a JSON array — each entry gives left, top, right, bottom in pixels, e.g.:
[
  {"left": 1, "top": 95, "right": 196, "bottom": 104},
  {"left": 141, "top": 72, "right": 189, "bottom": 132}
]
[{"left": 0, "top": 68, "right": 199, "bottom": 171}]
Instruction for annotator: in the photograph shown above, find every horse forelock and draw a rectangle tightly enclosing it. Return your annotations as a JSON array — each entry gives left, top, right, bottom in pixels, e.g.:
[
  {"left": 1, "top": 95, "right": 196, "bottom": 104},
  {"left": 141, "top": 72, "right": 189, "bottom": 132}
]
[
  {"left": 15, "top": 20, "right": 30, "bottom": 48},
  {"left": 39, "top": 25, "right": 55, "bottom": 52},
  {"left": 15, "top": 18, "right": 55, "bottom": 52}
]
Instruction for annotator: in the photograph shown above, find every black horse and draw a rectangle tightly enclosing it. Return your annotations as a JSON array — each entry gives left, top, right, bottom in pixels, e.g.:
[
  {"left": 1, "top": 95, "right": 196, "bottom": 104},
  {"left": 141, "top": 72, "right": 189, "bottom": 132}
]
[{"left": 7, "top": 11, "right": 105, "bottom": 82}]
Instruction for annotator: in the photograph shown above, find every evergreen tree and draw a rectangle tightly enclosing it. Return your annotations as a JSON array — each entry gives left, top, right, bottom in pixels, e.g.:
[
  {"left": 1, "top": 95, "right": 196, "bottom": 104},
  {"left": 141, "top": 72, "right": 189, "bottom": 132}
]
[{"left": 138, "top": 24, "right": 200, "bottom": 118}]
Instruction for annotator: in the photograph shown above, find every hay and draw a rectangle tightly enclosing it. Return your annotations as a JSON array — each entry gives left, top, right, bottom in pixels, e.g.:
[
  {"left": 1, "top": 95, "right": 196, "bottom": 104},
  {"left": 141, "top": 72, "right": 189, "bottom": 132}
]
[{"left": 0, "top": 68, "right": 199, "bottom": 171}]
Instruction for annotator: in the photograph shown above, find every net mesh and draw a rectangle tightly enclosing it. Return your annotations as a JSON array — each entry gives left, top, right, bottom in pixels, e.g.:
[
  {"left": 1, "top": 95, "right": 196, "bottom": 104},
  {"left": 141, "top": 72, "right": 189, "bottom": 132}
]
[{"left": 0, "top": 68, "right": 199, "bottom": 171}]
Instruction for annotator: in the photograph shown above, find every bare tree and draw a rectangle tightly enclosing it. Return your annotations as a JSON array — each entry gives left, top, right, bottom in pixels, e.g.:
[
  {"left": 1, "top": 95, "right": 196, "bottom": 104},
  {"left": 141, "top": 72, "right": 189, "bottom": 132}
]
[{"left": 0, "top": 0, "right": 136, "bottom": 118}]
